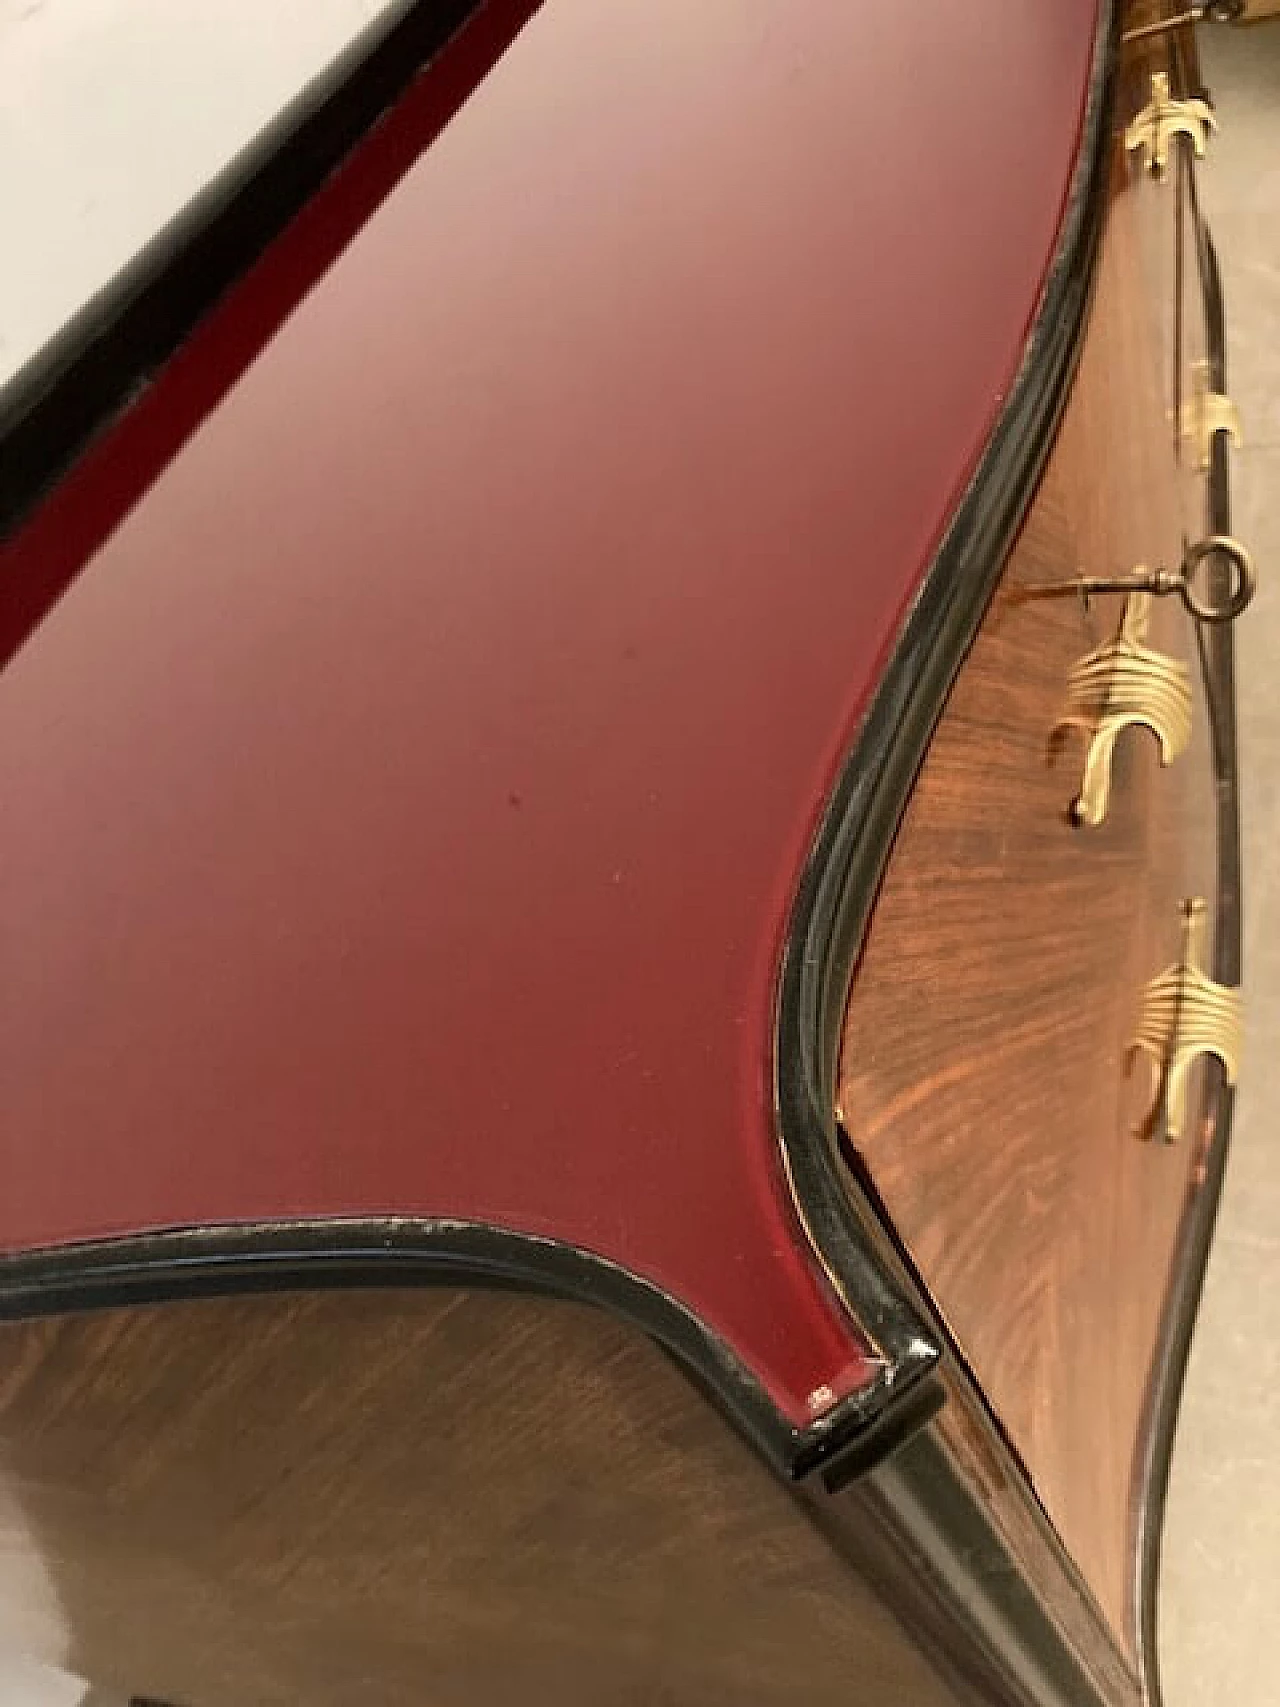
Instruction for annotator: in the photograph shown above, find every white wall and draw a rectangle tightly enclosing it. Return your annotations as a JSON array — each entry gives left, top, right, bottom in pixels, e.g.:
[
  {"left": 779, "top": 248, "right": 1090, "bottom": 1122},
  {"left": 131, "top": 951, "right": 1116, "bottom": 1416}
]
[{"left": 0, "top": 0, "right": 394, "bottom": 386}]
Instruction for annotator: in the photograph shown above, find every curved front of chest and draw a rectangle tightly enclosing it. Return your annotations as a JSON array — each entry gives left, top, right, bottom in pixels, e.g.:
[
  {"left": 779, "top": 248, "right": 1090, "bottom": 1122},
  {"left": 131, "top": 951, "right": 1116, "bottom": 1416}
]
[{"left": 832, "top": 12, "right": 1245, "bottom": 1671}]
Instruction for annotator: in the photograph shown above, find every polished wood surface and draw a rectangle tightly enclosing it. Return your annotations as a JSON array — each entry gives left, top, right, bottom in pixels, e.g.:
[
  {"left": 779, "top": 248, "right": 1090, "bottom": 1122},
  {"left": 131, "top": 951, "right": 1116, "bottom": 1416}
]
[
  {"left": 836, "top": 129, "right": 1220, "bottom": 1646},
  {"left": 0, "top": 1289, "right": 969, "bottom": 1707}
]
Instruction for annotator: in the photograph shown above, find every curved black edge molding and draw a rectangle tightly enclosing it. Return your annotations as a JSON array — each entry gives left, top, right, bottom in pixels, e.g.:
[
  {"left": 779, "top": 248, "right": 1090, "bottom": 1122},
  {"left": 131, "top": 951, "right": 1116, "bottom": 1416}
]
[
  {"left": 1133, "top": 190, "right": 1244, "bottom": 1707},
  {"left": 837, "top": 1137, "right": 1141, "bottom": 1707},
  {"left": 0, "top": 1217, "right": 918, "bottom": 1483},
  {"left": 0, "top": 0, "right": 495, "bottom": 535},
  {"left": 773, "top": 0, "right": 1118, "bottom": 1437},
  {"left": 820, "top": 1388, "right": 1140, "bottom": 1707}
]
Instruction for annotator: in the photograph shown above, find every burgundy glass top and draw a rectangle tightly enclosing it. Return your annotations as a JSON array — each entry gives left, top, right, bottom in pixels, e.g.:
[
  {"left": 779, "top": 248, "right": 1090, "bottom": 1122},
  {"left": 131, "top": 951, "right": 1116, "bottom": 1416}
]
[{"left": 0, "top": 0, "right": 1100, "bottom": 1425}]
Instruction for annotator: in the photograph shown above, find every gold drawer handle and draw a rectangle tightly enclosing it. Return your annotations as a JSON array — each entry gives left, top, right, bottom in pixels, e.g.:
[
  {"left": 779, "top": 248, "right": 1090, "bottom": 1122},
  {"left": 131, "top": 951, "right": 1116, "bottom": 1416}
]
[
  {"left": 1129, "top": 900, "right": 1242, "bottom": 1144},
  {"left": 1052, "top": 593, "right": 1191, "bottom": 827},
  {"left": 1031, "top": 534, "right": 1256, "bottom": 625},
  {"left": 1125, "top": 72, "right": 1218, "bottom": 180},
  {"left": 1183, "top": 361, "right": 1244, "bottom": 472}
]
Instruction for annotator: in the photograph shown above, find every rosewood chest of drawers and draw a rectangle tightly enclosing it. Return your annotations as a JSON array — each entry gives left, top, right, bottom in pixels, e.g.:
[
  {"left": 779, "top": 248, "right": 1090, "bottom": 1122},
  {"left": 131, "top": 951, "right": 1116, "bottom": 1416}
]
[{"left": 0, "top": 3, "right": 1251, "bottom": 1703}]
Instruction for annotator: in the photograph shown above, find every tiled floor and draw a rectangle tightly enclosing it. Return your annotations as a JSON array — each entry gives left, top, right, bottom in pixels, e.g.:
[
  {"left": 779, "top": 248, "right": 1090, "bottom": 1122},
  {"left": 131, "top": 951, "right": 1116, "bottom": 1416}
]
[
  {"left": 1158, "top": 22, "right": 1280, "bottom": 1707},
  {"left": 0, "top": 10, "right": 1275, "bottom": 1706}
]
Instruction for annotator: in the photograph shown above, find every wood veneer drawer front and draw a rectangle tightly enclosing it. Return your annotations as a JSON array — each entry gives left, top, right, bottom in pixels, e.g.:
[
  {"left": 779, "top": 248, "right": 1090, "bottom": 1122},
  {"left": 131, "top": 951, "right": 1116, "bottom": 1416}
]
[{"left": 835, "top": 132, "right": 1221, "bottom": 1649}]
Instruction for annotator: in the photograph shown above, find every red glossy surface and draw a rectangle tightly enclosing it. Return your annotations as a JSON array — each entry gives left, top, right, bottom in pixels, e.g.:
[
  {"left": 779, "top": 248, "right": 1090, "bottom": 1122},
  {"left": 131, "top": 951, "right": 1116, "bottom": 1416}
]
[{"left": 0, "top": 0, "right": 1099, "bottom": 1425}]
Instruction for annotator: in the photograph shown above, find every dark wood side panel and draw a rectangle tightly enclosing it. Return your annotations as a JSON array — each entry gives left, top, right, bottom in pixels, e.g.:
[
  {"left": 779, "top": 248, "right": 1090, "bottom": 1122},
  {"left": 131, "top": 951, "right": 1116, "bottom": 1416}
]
[
  {"left": 835, "top": 112, "right": 1221, "bottom": 1648},
  {"left": 0, "top": 1289, "right": 973, "bottom": 1707}
]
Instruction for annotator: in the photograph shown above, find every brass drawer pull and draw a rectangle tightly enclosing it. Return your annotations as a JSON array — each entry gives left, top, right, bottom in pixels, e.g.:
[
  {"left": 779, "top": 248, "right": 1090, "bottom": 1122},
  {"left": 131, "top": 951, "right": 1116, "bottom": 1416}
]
[
  {"left": 1125, "top": 72, "right": 1218, "bottom": 180},
  {"left": 1183, "top": 361, "right": 1244, "bottom": 472},
  {"left": 1031, "top": 534, "right": 1256, "bottom": 625},
  {"left": 1129, "top": 900, "right": 1242, "bottom": 1144},
  {"left": 1053, "top": 592, "right": 1191, "bottom": 826}
]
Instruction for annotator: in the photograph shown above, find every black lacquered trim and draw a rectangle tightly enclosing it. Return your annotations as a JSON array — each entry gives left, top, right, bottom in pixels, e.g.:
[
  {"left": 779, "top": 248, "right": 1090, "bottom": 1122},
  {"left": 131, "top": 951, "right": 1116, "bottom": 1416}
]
[
  {"left": 0, "top": 1217, "right": 929, "bottom": 1482},
  {"left": 834, "top": 1142, "right": 1142, "bottom": 1706},
  {"left": 773, "top": 0, "right": 1118, "bottom": 1407},
  {"left": 0, "top": 0, "right": 497, "bottom": 536},
  {"left": 819, "top": 1373, "right": 1143, "bottom": 1707}
]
